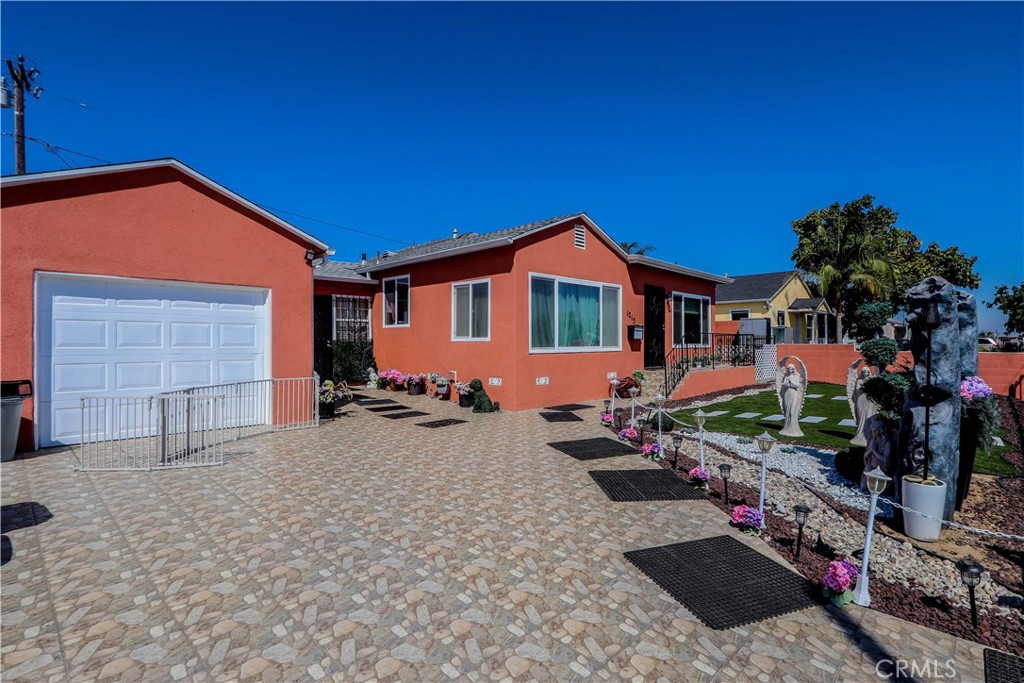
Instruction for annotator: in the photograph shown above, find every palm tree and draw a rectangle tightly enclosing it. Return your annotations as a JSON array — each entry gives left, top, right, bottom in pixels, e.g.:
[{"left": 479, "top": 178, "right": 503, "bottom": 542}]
[
  {"left": 619, "top": 241, "right": 656, "bottom": 255},
  {"left": 793, "top": 213, "right": 895, "bottom": 340}
]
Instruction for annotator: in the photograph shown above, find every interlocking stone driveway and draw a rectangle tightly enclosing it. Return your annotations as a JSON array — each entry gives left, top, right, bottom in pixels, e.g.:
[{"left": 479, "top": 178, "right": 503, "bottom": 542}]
[{"left": 2, "top": 394, "right": 988, "bottom": 681}]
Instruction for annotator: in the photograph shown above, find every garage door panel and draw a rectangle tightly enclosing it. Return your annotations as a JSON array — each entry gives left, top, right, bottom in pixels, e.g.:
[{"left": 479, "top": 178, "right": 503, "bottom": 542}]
[
  {"left": 38, "top": 275, "right": 269, "bottom": 447},
  {"left": 51, "top": 404, "right": 95, "bottom": 441},
  {"left": 53, "top": 319, "right": 108, "bottom": 348},
  {"left": 116, "top": 320, "right": 164, "bottom": 348}
]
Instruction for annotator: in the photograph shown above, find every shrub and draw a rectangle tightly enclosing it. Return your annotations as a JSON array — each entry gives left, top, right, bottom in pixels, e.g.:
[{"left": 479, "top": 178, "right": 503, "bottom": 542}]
[
  {"left": 850, "top": 302, "right": 893, "bottom": 342},
  {"left": 860, "top": 337, "right": 899, "bottom": 369},
  {"left": 862, "top": 372, "right": 911, "bottom": 417},
  {"left": 332, "top": 340, "right": 374, "bottom": 382}
]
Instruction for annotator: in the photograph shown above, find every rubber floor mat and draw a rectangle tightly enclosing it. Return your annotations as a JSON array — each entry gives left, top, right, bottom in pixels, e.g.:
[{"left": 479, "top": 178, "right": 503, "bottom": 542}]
[
  {"left": 358, "top": 398, "right": 398, "bottom": 406},
  {"left": 367, "top": 405, "right": 409, "bottom": 412},
  {"left": 547, "top": 437, "right": 637, "bottom": 460},
  {"left": 985, "top": 649, "right": 1024, "bottom": 683},
  {"left": 589, "top": 469, "right": 705, "bottom": 501},
  {"left": 381, "top": 411, "right": 430, "bottom": 419},
  {"left": 540, "top": 411, "right": 584, "bottom": 422},
  {"left": 544, "top": 403, "right": 593, "bottom": 412},
  {"left": 417, "top": 419, "right": 468, "bottom": 428},
  {"left": 624, "top": 535, "right": 818, "bottom": 630}
]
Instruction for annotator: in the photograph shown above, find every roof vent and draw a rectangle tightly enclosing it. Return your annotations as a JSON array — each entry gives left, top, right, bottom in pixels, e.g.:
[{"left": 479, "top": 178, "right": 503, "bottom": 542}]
[
  {"left": 574, "top": 224, "right": 586, "bottom": 250},
  {"left": 453, "top": 227, "right": 460, "bottom": 239},
  {"left": 382, "top": 250, "right": 398, "bottom": 258}
]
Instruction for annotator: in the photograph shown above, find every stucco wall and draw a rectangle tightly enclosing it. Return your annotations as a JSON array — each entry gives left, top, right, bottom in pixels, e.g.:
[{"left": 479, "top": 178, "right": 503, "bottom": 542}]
[
  {"left": 1, "top": 167, "right": 317, "bottom": 450},
  {"left": 671, "top": 365, "right": 756, "bottom": 401}
]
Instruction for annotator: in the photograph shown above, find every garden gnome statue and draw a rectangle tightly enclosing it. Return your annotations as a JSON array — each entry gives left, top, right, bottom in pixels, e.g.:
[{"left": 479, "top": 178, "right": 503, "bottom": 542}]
[
  {"left": 861, "top": 415, "right": 895, "bottom": 493},
  {"left": 847, "top": 360, "right": 878, "bottom": 447},
  {"left": 776, "top": 356, "right": 807, "bottom": 437},
  {"left": 367, "top": 368, "right": 379, "bottom": 390},
  {"left": 898, "top": 276, "right": 964, "bottom": 522}
]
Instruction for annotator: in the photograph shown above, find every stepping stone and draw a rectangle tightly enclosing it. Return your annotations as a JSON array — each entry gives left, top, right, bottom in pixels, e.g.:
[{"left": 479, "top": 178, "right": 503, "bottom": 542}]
[
  {"left": 702, "top": 410, "right": 728, "bottom": 417},
  {"left": 589, "top": 470, "right": 705, "bottom": 501},
  {"left": 735, "top": 412, "right": 762, "bottom": 419},
  {"left": 763, "top": 414, "right": 785, "bottom": 422},
  {"left": 417, "top": 419, "right": 467, "bottom": 429},
  {"left": 799, "top": 416, "right": 827, "bottom": 424},
  {"left": 838, "top": 418, "right": 857, "bottom": 428},
  {"left": 544, "top": 403, "right": 593, "bottom": 412},
  {"left": 540, "top": 411, "right": 584, "bottom": 423},
  {"left": 805, "top": 393, "right": 824, "bottom": 399},
  {"left": 831, "top": 396, "right": 848, "bottom": 401},
  {"left": 993, "top": 436, "right": 1005, "bottom": 447},
  {"left": 624, "top": 535, "right": 817, "bottom": 630}
]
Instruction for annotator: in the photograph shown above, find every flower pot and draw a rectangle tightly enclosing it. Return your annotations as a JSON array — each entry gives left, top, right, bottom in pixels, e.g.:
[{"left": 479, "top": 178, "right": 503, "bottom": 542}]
[
  {"left": 319, "top": 402, "right": 336, "bottom": 420},
  {"left": 458, "top": 393, "right": 473, "bottom": 408},
  {"left": 956, "top": 406, "right": 981, "bottom": 511},
  {"left": 901, "top": 476, "right": 946, "bottom": 542},
  {"left": 408, "top": 383, "right": 425, "bottom": 396}
]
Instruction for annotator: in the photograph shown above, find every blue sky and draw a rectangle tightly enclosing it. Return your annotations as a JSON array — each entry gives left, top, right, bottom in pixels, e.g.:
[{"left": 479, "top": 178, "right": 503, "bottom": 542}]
[{"left": 3, "top": 2, "right": 1021, "bottom": 332}]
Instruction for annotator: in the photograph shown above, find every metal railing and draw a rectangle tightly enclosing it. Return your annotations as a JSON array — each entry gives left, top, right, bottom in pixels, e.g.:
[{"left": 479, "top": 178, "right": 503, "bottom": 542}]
[
  {"left": 663, "top": 332, "right": 763, "bottom": 396},
  {"left": 79, "top": 394, "right": 225, "bottom": 471},
  {"left": 77, "top": 375, "right": 318, "bottom": 471}
]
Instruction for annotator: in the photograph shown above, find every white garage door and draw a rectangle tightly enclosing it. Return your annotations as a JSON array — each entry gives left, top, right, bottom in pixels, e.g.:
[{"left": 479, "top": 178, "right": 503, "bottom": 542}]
[{"left": 37, "top": 274, "right": 270, "bottom": 447}]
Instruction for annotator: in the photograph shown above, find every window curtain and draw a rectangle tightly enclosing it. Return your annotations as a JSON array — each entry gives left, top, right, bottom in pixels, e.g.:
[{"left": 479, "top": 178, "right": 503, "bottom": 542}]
[
  {"left": 558, "top": 282, "right": 600, "bottom": 347},
  {"left": 531, "top": 279, "right": 555, "bottom": 348},
  {"left": 471, "top": 283, "right": 489, "bottom": 338}
]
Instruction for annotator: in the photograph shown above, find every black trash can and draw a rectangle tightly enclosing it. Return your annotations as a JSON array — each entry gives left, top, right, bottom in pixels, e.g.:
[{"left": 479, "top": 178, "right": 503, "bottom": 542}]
[{"left": 1, "top": 380, "right": 33, "bottom": 461}]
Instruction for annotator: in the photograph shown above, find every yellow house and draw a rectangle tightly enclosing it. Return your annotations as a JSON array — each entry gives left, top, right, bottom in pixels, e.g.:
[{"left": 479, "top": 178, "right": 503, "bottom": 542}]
[{"left": 715, "top": 270, "right": 835, "bottom": 344}]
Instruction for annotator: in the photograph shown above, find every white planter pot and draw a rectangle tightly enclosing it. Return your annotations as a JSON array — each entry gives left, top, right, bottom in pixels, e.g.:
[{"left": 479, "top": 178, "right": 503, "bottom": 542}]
[{"left": 901, "top": 476, "right": 947, "bottom": 542}]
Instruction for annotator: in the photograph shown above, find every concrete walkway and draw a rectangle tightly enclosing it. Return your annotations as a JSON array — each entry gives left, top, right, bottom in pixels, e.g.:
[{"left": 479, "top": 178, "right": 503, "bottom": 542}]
[{"left": 1, "top": 392, "right": 989, "bottom": 681}]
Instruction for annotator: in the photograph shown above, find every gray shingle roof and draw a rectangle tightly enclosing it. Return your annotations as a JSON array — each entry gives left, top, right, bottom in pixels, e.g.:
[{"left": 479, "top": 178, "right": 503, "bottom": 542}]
[
  {"left": 358, "top": 212, "right": 584, "bottom": 271},
  {"left": 789, "top": 297, "right": 827, "bottom": 311},
  {"left": 316, "top": 261, "right": 372, "bottom": 282},
  {"left": 716, "top": 271, "right": 798, "bottom": 303}
]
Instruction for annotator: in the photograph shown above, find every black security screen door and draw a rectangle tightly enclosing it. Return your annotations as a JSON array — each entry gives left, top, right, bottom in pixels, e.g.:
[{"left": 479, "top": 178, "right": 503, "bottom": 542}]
[{"left": 644, "top": 285, "right": 665, "bottom": 368}]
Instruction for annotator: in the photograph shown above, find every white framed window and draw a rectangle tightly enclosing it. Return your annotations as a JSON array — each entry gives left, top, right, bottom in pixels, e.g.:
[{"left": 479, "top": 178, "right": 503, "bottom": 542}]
[
  {"left": 382, "top": 275, "right": 410, "bottom": 327},
  {"left": 776, "top": 310, "right": 786, "bottom": 327},
  {"left": 671, "top": 292, "right": 710, "bottom": 345},
  {"left": 730, "top": 309, "right": 750, "bottom": 321},
  {"left": 452, "top": 279, "right": 490, "bottom": 341},
  {"left": 529, "top": 273, "right": 621, "bottom": 353}
]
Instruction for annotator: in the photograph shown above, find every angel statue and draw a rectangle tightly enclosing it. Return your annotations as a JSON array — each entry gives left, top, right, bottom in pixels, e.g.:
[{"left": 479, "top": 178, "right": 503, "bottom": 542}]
[
  {"left": 776, "top": 356, "right": 807, "bottom": 438},
  {"left": 846, "top": 360, "right": 878, "bottom": 447}
]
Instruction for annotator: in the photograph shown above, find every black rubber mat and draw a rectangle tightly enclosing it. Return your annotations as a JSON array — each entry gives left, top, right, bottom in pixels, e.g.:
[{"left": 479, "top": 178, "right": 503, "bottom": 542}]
[
  {"left": 624, "top": 535, "right": 818, "bottom": 630},
  {"left": 417, "top": 419, "right": 468, "bottom": 429},
  {"left": 547, "top": 437, "right": 637, "bottom": 460},
  {"left": 985, "top": 649, "right": 1024, "bottom": 683},
  {"left": 349, "top": 393, "right": 370, "bottom": 401},
  {"left": 367, "top": 405, "right": 409, "bottom": 412},
  {"left": 358, "top": 398, "right": 398, "bottom": 406},
  {"left": 589, "top": 469, "right": 705, "bottom": 501},
  {"left": 544, "top": 403, "right": 593, "bottom": 412},
  {"left": 381, "top": 411, "right": 430, "bottom": 419},
  {"left": 540, "top": 411, "right": 584, "bottom": 422}
]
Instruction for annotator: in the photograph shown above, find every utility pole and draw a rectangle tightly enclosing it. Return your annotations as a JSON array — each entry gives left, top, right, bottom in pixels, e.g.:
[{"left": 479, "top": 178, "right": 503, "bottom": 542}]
[{"left": 2, "top": 56, "right": 41, "bottom": 175}]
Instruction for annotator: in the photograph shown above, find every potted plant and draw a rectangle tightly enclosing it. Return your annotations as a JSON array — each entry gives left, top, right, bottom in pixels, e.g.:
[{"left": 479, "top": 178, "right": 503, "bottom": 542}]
[
  {"left": 821, "top": 559, "right": 859, "bottom": 607},
  {"left": 957, "top": 376, "right": 998, "bottom": 510},
  {"left": 688, "top": 466, "right": 710, "bottom": 490},
  {"left": 456, "top": 382, "right": 474, "bottom": 407},
  {"left": 405, "top": 372, "right": 427, "bottom": 396},
  {"left": 729, "top": 505, "right": 763, "bottom": 536},
  {"left": 379, "top": 368, "right": 404, "bottom": 391},
  {"left": 318, "top": 380, "right": 343, "bottom": 420}
]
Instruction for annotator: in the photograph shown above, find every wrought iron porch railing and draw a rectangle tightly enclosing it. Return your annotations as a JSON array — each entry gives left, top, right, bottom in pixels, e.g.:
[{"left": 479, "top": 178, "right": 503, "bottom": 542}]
[{"left": 662, "top": 332, "right": 763, "bottom": 397}]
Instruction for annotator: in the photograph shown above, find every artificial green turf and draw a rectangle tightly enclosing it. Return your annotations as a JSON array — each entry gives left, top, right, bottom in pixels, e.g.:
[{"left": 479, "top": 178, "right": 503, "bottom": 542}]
[
  {"left": 670, "top": 382, "right": 1017, "bottom": 475},
  {"left": 669, "top": 382, "right": 855, "bottom": 450}
]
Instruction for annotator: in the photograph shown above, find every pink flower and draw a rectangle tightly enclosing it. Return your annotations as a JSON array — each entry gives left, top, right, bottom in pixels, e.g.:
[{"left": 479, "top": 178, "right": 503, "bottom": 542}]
[
  {"left": 823, "top": 560, "right": 854, "bottom": 593},
  {"left": 688, "top": 467, "right": 710, "bottom": 482},
  {"left": 731, "top": 505, "right": 750, "bottom": 525}
]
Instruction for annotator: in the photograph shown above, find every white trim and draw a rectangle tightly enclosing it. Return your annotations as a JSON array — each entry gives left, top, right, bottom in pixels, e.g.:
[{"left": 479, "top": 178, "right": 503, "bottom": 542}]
[
  {"left": 451, "top": 278, "right": 491, "bottom": 342},
  {"left": 2, "top": 159, "right": 330, "bottom": 252},
  {"left": 573, "top": 224, "right": 586, "bottom": 250},
  {"left": 382, "top": 274, "right": 411, "bottom": 328},
  {"left": 528, "top": 271, "right": 622, "bottom": 354},
  {"left": 671, "top": 291, "right": 712, "bottom": 345},
  {"left": 729, "top": 309, "right": 751, "bottom": 321}
]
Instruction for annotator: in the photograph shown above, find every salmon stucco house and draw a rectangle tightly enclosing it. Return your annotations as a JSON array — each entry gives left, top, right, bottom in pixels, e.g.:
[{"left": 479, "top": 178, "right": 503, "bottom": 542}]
[
  {"left": 313, "top": 213, "right": 732, "bottom": 411},
  {"left": 1, "top": 160, "right": 331, "bottom": 451}
]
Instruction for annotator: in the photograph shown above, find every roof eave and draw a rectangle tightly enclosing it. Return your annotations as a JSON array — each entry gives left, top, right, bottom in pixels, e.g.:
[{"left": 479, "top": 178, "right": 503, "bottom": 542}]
[
  {"left": 627, "top": 255, "right": 733, "bottom": 285},
  {"left": 356, "top": 238, "right": 514, "bottom": 273},
  {"left": 313, "top": 273, "right": 379, "bottom": 285},
  {"left": 1, "top": 158, "right": 332, "bottom": 252}
]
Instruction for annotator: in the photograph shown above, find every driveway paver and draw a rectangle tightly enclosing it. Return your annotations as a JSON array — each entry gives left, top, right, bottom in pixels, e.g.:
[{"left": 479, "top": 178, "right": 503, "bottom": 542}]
[{"left": 2, "top": 394, "right": 988, "bottom": 681}]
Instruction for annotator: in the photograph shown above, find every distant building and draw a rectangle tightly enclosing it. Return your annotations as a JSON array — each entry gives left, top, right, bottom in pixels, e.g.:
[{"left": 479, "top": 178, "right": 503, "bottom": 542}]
[{"left": 715, "top": 271, "right": 834, "bottom": 344}]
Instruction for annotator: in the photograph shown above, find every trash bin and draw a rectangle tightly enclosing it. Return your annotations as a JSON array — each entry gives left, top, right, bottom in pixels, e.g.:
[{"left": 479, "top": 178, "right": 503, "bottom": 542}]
[{"left": 1, "top": 380, "right": 33, "bottom": 462}]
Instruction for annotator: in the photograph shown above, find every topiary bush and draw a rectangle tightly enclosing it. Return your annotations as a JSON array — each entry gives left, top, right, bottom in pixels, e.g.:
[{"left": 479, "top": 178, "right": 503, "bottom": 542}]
[
  {"left": 469, "top": 378, "right": 496, "bottom": 413},
  {"left": 862, "top": 372, "right": 911, "bottom": 417},
  {"left": 860, "top": 337, "right": 899, "bottom": 370},
  {"left": 332, "top": 340, "right": 374, "bottom": 382},
  {"left": 850, "top": 302, "right": 893, "bottom": 343}
]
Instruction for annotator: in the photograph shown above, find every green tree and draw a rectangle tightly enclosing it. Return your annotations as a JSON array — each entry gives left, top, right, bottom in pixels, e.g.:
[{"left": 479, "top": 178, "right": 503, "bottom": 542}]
[
  {"left": 880, "top": 228, "right": 980, "bottom": 308},
  {"left": 791, "top": 195, "right": 896, "bottom": 338},
  {"left": 618, "top": 241, "right": 656, "bottom": 255},
  {"left": 986, "top": 284, "right": 1024, "bottom": 334}
]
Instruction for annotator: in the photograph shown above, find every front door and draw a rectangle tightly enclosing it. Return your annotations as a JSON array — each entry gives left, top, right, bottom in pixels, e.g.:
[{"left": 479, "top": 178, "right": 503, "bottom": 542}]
[{"left": 644, "top": 285, "right": 666, "bottom": 368}]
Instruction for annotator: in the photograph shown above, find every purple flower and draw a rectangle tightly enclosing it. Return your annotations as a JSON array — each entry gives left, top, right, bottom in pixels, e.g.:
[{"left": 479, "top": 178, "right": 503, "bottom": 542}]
[
  {"left": 743, "top": 507, "right": 763, "bottom": 529},
  {"left": 688, "top": 467, "right": 710, "bottom": 482},
  {"left": 822, "top": 560, "right": 854, "bottom": 593},
  {"left": 960, "top": 376, "right": 993, "bottom": 403},
  {"left": 840, "top": 559, "right": 859, "bottom": 578}
]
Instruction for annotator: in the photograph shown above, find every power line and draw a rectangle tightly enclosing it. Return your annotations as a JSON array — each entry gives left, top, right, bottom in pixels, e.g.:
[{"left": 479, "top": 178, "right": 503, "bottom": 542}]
[
  {"left": 0, "top": 133, "right": 113, "bottom": 165},
  {"left": 39, "top": 87, "right": 108, "bottom": 114},
  {"left": 260, "top": 205, "right": 411, "bottom": 247}
]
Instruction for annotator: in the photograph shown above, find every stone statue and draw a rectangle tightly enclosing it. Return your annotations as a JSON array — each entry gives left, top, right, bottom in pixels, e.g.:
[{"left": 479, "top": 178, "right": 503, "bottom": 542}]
[
  {"left": 847, "top": 360, "right": 878, "bottom": 447},
  {"left": 898, "top": 276, "right": 967, "bottom": 522},
  {"left": 862, "top": 415, "right": 895, "bottom": 493},
  {"left": 776, "top": 356, "right": 807, "bottom": 438},
  {"left": 367, "top": 368, "right": 380, "bottom": 390}
]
